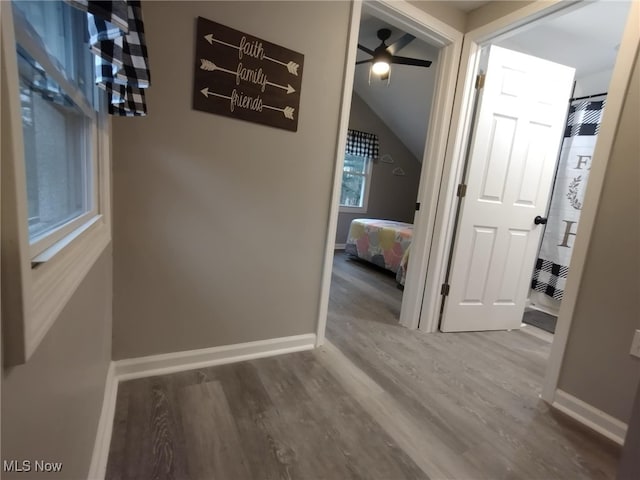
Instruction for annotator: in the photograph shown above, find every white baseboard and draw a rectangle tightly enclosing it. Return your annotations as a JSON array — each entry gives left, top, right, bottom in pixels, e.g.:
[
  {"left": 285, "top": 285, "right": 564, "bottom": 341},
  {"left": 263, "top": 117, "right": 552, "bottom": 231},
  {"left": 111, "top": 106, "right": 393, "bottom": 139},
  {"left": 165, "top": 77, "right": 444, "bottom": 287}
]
[
  {"left": 114, "top": 333, "right": 316, "bottom": 381},
  {"left": 335, "top": 243, "right": 346, "bottom": 250},
  {"left": 88, "top": 333, "right": 316, "bottom": 479},
  {"left": 552, "top": 389, "right": 628, "bottom": 445},
  {"left": 88, "top": 362, "right": 118, "bottom": 480}
]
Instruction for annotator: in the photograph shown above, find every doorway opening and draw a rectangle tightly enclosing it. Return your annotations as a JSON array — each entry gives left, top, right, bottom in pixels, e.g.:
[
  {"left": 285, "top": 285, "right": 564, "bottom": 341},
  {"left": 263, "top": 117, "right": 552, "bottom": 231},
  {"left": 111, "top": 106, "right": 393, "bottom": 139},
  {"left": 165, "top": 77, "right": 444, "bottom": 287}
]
[
  {"left": 330, "top": 10, "right": 440, "bottom": 336},
  {"left": 437, "top": 0, "right": 631, "bottom": 339},
  {"left": 431, "top": 0, "right": 635, "bottom": 424},
  {"left": 492, "top": 0, "right": 632, "bottom": 337},
  {"left": 316, "top": 1, "right": 463, "bottom": 345}
]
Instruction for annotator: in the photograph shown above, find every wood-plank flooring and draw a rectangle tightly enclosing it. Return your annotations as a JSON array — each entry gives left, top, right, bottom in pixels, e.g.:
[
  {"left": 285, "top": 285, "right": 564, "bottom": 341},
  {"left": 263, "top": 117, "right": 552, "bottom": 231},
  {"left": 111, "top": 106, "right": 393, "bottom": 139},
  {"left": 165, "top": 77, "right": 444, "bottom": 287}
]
[
  {"left": 106, "top": 252, "right": 620, "bottom": 479},
  {"left": 106, "top": 352, "right": 426, "bottom": 480},
  {"left": 326, "top": 253, "right": 619, "bottom": 479}
]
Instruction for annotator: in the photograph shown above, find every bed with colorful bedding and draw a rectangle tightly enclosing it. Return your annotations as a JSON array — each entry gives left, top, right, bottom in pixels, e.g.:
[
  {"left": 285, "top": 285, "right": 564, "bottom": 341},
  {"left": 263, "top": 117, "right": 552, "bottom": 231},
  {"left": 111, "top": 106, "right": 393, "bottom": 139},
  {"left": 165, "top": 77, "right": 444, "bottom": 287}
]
[{"left": 345, "top": 219, "right": 413, "bottom": 285}]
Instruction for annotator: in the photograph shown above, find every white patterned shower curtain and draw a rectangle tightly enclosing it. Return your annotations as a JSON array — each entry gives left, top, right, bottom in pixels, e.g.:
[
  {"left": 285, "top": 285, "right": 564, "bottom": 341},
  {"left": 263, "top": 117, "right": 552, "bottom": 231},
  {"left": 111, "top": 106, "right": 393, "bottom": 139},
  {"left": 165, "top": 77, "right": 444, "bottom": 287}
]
[{"left": 531, "top": 97, "right": 606, "bottom": 300}]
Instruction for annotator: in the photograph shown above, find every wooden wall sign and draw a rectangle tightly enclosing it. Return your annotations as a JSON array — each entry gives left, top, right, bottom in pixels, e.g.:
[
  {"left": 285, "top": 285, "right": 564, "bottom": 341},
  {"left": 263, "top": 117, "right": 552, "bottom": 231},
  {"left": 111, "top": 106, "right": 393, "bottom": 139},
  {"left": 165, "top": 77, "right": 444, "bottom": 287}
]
[{"left": 193, "top": 16, "right": 304, "bottom": 132}]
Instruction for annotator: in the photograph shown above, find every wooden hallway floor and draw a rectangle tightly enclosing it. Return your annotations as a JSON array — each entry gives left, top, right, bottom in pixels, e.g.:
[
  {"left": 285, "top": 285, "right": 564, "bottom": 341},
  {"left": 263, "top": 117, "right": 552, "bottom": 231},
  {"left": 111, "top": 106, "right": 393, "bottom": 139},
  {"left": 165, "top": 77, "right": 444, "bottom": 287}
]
[
  {"left": 325, "top": 252, "right": 619, "bottom": 478},
  {"left": 105, "top": 252, "right": 620, "bottom": 479}
]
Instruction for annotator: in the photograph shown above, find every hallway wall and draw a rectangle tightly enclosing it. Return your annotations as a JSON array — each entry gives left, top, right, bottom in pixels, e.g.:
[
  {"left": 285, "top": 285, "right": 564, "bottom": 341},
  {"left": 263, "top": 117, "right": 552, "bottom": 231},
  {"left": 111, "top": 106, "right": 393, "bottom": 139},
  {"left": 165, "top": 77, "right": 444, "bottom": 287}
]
[
  {"left": 111, "top": 1, "right": 352, "bottom": 359},
  {"left": 1, "top": 249, "right": 113, "bottom": 480}
]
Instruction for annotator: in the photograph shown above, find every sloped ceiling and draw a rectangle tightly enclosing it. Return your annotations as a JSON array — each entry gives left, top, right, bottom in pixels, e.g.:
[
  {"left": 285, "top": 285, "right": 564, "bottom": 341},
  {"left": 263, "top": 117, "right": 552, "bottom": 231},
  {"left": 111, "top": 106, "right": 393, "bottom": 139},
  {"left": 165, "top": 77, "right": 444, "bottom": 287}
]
[
  {"left": 353, "top": 13, "right": 439, "bottom": 162},
  {"left": 497, "top": 1, "right": 631, "bottom": 81},
  {"left": 351, "top": 1, "right": 631, "bottom": 164}
]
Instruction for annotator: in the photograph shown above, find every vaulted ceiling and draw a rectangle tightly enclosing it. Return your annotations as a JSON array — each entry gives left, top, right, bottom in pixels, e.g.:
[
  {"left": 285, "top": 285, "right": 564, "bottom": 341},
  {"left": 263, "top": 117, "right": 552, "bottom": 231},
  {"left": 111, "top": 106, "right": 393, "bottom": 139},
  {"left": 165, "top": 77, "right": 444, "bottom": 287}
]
[
  {"left": 353, "top": 12, "right": 439, "bottom": 162},
  {"left": 352, "top": 1, "right": 631, "bottom": 164},
  {"left": 496, "top": 1, "right": 630, "bottom": 82}
]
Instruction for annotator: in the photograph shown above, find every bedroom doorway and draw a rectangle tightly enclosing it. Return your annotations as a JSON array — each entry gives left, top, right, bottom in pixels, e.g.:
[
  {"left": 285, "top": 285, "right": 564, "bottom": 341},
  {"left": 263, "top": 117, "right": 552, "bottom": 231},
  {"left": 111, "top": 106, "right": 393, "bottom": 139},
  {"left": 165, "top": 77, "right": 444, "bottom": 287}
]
[
  {"left": 335, "top": 12, "right": 438, "bottom": 281},
  {"left": 327, "top": 7, "right": 443, "bottom": 339},
  {"left": 315, "top": 1, "right": 463, "bottom": 345}
]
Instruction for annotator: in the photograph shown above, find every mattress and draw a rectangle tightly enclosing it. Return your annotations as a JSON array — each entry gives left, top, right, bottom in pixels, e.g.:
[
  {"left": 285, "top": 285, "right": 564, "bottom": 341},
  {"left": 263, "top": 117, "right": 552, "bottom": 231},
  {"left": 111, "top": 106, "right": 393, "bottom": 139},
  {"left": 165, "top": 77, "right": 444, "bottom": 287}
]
[{"left": 345, "top": 219, "right": 413, "bottom": 285}]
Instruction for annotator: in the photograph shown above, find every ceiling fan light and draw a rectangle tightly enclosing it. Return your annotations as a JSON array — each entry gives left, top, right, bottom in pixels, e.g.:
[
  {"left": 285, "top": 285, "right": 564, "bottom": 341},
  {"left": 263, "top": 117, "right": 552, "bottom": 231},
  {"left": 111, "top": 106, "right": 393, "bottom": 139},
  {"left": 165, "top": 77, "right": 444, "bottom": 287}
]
[{"left": 372, "top": 60, "right": 390, "bottom": 75}]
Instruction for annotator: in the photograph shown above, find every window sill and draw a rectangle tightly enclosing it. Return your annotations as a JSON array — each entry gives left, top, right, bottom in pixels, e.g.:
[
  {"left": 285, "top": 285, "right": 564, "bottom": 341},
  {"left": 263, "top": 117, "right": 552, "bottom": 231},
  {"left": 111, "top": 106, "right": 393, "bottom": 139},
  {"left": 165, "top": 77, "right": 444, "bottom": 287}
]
[
  {"left": 339, "top": 206, "right": 368, "bottom": 214},
  {"left": 31, "top": 215, "right": 102, "bottom": 265}
]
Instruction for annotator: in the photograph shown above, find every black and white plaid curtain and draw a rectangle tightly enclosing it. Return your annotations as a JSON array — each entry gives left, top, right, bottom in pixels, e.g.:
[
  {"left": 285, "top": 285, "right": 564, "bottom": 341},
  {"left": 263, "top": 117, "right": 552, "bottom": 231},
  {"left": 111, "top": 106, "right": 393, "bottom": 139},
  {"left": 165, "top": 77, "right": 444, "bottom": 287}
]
[
  {"left": 564, "top": 99, "right": 605, "bottom": 137},
  {"left": 345, "top": 129, "right": 379, "bottom": 159},
  {"left": 68, "top": 0, "right": 150, "bottom": 116},
  {"left": 531, "top": 97, "right": 606, "bottom": 300}
]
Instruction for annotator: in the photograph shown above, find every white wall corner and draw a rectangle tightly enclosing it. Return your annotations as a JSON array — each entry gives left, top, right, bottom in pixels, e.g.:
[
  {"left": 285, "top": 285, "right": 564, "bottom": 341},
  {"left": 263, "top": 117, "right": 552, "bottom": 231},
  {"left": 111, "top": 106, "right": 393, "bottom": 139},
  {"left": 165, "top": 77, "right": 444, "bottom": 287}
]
[{"left": 552, "top": 389, "right": 628, "bottom": 445}]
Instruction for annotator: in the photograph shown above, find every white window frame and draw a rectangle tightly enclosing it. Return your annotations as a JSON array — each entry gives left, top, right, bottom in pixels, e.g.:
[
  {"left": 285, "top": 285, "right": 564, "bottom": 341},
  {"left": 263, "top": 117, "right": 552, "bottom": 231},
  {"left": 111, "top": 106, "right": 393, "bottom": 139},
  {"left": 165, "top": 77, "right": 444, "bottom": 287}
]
[
  {"left": 339, "top": 153, "right": 373, "bottom": 214},
  {"left": 1, "top": 2, "right": 111, "bottom": 365}
]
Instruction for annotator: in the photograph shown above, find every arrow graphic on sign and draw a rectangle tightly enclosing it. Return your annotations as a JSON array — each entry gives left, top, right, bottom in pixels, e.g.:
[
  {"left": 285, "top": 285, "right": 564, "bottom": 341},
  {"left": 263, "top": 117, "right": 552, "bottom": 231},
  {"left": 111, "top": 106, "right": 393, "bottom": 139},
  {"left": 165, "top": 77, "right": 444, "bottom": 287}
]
[
  {"left": 267, "top": 81, "right": 296, "bottom": 94},
  {"left": 200, "top": 59, "right": 295, "bottom": 94},
  {"left": 203, "top": 33, "right": 300, "bottom": 76},
  {"left": 200, "top": 87, "right": 230, "bottom": 101},
  {"left": 200, "top": 58, "right": 234, "bottom": 75},
  {"left": 263, "top": 105, "right": 295, "bottom": 120},
  {"left": 200, "top": 87, "right": 295, "bottom": 120},
  {"left": 204, "top": 33, "right": 237, "bottom": 50},
  {"left": 263, "top": 56, "right": 299, "bottom": 76}
]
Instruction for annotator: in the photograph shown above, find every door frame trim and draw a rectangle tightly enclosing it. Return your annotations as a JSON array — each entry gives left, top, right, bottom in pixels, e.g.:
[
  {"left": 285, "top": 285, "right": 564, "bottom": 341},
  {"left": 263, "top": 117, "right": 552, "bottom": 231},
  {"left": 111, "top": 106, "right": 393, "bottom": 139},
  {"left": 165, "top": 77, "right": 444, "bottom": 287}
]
[
  {"left": 419, "top": 0, "right": 639, "bottom": 407},
  {"left": 315, "top": 0, "right": 464, "bottom": 345}
]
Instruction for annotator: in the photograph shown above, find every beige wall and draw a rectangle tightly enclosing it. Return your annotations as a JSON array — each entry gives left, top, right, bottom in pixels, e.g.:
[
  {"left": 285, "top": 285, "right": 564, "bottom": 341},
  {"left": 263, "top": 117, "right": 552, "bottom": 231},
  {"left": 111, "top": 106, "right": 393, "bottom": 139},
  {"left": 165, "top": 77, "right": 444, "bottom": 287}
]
[
  {"left": 336, "top": 94, "right": 422, "bottom": 244},
  {"left": 558, "top": 48, "right": 640, "bottom": 423},
  {"left": 465, "top": 0, "right": 538, "bottom": 32},
  {"left": 112, "top": 1, "right": 351, "bottom": 359},
  {"left": 1, "top": 248, "right": 112, "bottom": 479},
  {"left": 408, "top": 1, "right": 466, "bottom": 32}
]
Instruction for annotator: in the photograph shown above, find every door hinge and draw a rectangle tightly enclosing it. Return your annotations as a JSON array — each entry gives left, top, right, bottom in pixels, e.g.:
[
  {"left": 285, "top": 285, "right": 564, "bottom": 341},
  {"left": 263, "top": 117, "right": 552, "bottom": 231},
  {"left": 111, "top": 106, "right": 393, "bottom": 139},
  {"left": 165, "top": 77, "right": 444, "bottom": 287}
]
[
  {"left": 441, "top": 283, "right": 450, "bottom": 296},
  {"left": 475, "top": 73, "right": 486, "bottom": 90},
  {"left": 456, "top": 183, "right": 467, "bottom": 198},
  {"left": 415, "top": 202, "right": 421, "bottom": 211}
]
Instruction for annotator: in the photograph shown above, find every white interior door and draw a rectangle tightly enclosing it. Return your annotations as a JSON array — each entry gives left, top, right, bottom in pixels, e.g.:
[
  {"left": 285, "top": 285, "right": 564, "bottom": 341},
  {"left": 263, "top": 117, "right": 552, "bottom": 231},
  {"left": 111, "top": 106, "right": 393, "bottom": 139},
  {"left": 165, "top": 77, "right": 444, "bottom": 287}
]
[{"left": 441, "top": 45, "right": 575, "bottom": 332}]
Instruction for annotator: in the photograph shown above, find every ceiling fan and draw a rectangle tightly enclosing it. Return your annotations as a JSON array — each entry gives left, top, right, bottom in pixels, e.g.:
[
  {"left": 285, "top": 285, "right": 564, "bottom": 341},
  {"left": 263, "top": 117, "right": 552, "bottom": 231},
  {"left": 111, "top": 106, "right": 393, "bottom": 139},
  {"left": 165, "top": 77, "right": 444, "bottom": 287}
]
[{"left": 356, "top": 28, "right": 432, "bottom": 82}]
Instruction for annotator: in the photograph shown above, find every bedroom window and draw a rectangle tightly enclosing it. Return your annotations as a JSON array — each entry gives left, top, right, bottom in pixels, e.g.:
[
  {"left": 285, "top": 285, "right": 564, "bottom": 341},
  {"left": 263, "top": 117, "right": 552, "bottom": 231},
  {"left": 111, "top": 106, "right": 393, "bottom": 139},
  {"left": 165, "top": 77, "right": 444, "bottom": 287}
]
[
  {"left": 340, "top": 129, "right": 378, "bottom": 213},
  {"left": 340, "top": 153, "right": 372, "bottom": 213}
]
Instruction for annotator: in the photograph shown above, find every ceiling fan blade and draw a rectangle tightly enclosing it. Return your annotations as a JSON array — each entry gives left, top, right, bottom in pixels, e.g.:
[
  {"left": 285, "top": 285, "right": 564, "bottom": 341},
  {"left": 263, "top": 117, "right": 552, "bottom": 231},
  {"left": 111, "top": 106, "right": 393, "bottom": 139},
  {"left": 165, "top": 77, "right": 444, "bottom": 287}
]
[
  {"left": 387, "top": 33, "right": 415, "bottom": 55},
  {"left": 391, "top": 55, "right": 432, "bottom": 68},
  {"left": 357, "top": 44, "right": 375, "bottom": 56},
  {"left": 356, "top": 59, "right": 373, "bottom": 65}
]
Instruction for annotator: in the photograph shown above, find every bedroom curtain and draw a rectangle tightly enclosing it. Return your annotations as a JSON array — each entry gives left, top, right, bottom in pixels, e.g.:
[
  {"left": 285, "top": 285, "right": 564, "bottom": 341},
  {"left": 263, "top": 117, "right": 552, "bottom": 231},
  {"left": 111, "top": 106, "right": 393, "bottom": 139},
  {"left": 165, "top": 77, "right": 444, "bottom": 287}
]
[
  {"left": 67, "top": 0, "right": 150, "bottom": 116},
  {"left": 345, "top": 129, "right": 379, "bottom": 159},
  {"left": 531, "top": 96, "right": 606, "bottom": 300}
]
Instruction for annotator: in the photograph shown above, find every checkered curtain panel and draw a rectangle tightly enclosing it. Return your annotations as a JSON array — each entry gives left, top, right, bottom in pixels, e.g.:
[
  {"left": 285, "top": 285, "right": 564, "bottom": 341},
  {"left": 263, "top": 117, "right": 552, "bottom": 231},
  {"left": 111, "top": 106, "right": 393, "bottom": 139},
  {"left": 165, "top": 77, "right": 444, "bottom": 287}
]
[
  {"left": 531, "top": 98, "right": 606, "bottom": 300},
  {"left": 345, "top": 130, "right": 379, "bottom": 159},
  {"left": 68, "top": 0, "right": 150, "bottom": 116}
]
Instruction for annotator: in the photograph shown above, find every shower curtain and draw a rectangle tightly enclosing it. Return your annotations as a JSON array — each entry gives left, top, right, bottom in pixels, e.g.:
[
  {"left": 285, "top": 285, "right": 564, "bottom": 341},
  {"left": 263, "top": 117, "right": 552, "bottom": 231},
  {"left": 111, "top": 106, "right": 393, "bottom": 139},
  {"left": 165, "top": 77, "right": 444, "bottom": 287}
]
[{"left": 531, "top": 97, "right": 606, "bottom": 300}]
